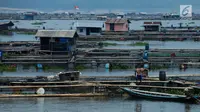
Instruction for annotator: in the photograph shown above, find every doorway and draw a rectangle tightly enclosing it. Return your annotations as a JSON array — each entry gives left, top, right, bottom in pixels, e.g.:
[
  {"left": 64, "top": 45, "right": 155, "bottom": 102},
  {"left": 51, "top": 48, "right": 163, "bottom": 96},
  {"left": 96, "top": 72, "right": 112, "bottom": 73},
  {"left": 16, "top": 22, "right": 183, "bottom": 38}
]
[
  {"left": 86, "top": 28, "right": 90, "bottom": 35},
  {"left": 110, "top": 23, "right": 115, "bottom": 31}
]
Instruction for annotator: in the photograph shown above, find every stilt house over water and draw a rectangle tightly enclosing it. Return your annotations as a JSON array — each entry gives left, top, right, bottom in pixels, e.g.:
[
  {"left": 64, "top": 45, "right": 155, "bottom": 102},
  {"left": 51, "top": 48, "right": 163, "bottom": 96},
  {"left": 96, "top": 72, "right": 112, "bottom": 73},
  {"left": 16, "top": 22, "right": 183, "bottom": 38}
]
[
  {"left": 0, "top": 21, "right": 14, "bottom": 31},
  {"left": 143, "top": 22, "right": 162, "bottom": 32},
  {"left": 35, "top": 30, "right": 78, "bottom": 55},
  {"left": 105, "top": 18, "right": 131, "bottom": 32},
  {"left": 76, "top": 23, "right": 102, "bottom": 36}
]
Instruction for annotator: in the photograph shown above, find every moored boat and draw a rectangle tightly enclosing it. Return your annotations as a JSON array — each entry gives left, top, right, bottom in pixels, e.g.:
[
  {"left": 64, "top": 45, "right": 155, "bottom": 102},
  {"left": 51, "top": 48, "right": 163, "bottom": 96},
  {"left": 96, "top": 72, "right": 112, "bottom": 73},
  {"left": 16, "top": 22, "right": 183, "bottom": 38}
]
[{"left": 121, "top": 88, "right": 194, "bottom": 102}]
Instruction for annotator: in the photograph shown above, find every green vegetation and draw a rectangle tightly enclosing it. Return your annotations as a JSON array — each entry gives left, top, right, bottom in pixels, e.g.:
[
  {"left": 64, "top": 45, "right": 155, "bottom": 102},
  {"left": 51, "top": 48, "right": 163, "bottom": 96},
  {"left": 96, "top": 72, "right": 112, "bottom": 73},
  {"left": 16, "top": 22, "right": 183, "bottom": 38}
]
[
  {"left": 129, "top": 42, "right": 149, "bottom": 46},
  {"left": 111, "top": 64, "right": 133, "bottom": 69},
  {"left": 0, "top": 30, "right": 13, "bottom": 35},
  {"left": 2, "top": 53, "right": 25, "bottom": 59},
  {"left": 0, "top": 64, "right": 17, "bottom": 72},
  {"left": 31, "top": 21, "right": 46, "bottom": 25},
  {"left": 75, "top": 65, "right": 87, "bottom": 70},
  {"left": 43, "top": 65, "right": 65, "bottom": 70},
  {"left": 149, "top": 65, "right": 169, "bottom": 70},
  {"left": 149, "top": 53, "right": 170, "bottom": 57},
  {"left": 149, "top": 53, "right": 200, "bottom": 57},
  {"left": 103, "top": 42, "right": 118, "bottom": 46},
  {"left": 3, "top": 53, "right": 9, "bottom": 58},
  {"left": 165, "top": 89, "right": 185, "bottom": 95}
]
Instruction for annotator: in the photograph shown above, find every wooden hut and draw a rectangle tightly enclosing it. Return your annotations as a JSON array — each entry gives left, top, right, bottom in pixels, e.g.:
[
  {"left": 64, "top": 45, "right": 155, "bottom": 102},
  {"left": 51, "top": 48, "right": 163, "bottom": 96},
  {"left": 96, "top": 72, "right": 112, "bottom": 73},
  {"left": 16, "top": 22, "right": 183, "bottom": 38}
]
[
  {"left": 105, "top": 18, "right": 131, "bottom": 32},
  {"left": 35, "top": 30, "right": 78, "bottom": 55},
  {"left": 143, "top": 22, "right": 162, "bottom": 32},
  {"left": 76, "top": 23, "right": 102, "bottom": 36},
  {"left": 0, "top": 21, "right": 14, "bottom": 31}
]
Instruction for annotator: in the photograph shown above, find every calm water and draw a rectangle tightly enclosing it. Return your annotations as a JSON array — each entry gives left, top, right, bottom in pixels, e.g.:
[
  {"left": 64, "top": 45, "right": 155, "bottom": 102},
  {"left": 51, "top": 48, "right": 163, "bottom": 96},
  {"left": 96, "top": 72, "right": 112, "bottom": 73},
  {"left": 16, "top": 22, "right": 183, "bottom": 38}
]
[
  {"left": 104, "top": 40, "right": 200, "bottom": 49},
  {"left": 0, "top": 20, "right": 200, "bottom": 49},
  {"left": 1, "top": 34, "right": 200, "bottom": 49},
  {"left": 11, "top": 20, "right": 200, "bottom": 30},
  {"left": 0, "top": 97, "right": 199, "bottom": 112},
  {"left": 1, "top": 67, "right": 200, "bottom": 77},
  {"left": 0, "top": 33, "right": 38, "bottom": 42},
  {"left": 1, "top": 20, "right": 200, "bottom": 112}
]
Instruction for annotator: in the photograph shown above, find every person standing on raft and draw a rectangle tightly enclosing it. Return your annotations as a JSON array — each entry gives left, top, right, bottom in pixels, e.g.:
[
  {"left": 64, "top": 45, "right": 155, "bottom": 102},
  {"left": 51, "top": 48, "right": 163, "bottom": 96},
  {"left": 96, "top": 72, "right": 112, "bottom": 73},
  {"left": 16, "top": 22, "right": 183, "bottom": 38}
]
[{"left": 136, "top": 68, "right": 143, "bottom": 83}]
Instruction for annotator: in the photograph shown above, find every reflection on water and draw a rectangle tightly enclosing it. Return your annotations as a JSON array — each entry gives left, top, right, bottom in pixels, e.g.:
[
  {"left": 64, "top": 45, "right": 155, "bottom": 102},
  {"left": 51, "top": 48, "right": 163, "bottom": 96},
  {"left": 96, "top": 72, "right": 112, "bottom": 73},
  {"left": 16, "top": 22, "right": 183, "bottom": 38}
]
[
  {"left": 0, "top": 33, "right": 38, "bottom": 42},
  {"left": 104, "top": 40, "right": 200, "bottom": 49},
  {"left": 9, "top": 20, "right": 200, "bottom": 30},
  {"left": 0, "top": 97, "right": 199, "bottom": 112},
  {"left": 185, "top": 104, "right": 191, "bottom": 112},
  {"left": 1, "top": 66, "right": 200, "bottom": 77},
  {"left": 135, "top": 102, "right": 142, "bottom": 112},
  {"left": 37, "top": 98, "right": 45, "bottom": 112},
  {"left": 1, "top": 33, "right": 200, "bottom": 50}
]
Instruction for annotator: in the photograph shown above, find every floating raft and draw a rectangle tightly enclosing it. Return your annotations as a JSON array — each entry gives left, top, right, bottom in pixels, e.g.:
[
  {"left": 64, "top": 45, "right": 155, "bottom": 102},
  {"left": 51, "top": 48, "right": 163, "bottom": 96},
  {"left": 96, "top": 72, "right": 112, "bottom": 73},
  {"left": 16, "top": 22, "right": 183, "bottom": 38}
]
[{"left": 0, "top": 93, "right": 105, "bottom": 98}]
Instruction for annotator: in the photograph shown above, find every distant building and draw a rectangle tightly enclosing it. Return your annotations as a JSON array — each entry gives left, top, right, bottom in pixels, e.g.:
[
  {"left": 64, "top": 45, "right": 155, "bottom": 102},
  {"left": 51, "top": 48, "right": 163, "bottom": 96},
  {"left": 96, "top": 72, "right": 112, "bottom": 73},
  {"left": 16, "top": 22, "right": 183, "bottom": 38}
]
[
  {"left": 116, "top": 12, "right": 125, "bottom": 19},
  {"left": 35, "top": 30, "right": 78, "bottom": 55},
  {"left": 163, "top": 14, "right": 180, "bottom": 19},
  {"left": 143, "top": 22, "right": 162, "bottom": 32},
  {"left": 96, "top": 16, "right": 107, "bottom": 20},
  {"left": 24, "top": 12, "right": 37, "bottom": 20},
  {"left": 76, "top": 23, "right": 102, "bottom": 36},
  {"left": 0, "top": 21, "right": 14, "bottom": 31},
  {"left": 105, "top": 18, "right": 131, "bottom": 32}
]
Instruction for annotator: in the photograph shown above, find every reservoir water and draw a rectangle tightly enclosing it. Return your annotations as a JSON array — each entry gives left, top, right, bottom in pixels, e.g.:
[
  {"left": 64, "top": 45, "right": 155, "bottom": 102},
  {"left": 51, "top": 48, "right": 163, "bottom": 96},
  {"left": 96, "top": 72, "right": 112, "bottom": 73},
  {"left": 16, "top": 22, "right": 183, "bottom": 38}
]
[
  {"left": 0, "top": 67, "right": 200, "bottom": 77},
  {"left": 0, "top": 97, "right": 199, "bottom": 112},
  {"left": 0, "top": 20, "right": 200, "bottom": 111},
  {"left": 9, "top": 20, "right": 200, "bottom": 30},
  {"left": 1, "top": 34, "right": 200, "bottom": 49}
]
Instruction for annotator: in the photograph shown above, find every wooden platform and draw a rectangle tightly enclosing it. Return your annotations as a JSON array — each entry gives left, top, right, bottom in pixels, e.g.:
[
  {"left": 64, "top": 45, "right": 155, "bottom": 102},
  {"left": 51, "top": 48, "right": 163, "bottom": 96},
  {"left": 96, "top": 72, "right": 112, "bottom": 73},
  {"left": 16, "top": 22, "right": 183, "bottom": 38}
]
[
  {"left": 0, "top": 85, "right": 188, "bottom": 90},
  {"left": 0, "top": 93, "right": 105, "bottom": 98}
]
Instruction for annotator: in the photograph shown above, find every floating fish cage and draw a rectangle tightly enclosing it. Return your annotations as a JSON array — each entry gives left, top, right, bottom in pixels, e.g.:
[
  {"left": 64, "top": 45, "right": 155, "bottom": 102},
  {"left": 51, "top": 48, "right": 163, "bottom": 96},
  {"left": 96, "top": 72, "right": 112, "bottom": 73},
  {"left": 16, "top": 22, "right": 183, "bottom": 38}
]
[{"left": 0, "top": 86, "right": 96, "bottom": 95}]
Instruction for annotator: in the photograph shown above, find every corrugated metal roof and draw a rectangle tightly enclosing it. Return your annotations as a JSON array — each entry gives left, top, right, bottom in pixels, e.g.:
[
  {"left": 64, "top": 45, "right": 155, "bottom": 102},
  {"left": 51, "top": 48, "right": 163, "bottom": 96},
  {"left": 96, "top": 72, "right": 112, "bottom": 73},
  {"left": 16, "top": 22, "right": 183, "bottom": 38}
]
[
  {"left": 105, "top": 18, "right": 130, "bottom": 24},
  {"left": 35, "top": 30, "right": 77, "bottom": 38},
  {"left": 76, "top": 22, "right": 103, "bottom": 28},
  {"left": 144, "top": 22, "right": 162, "bottom": 25},
  {"left": 0, "top": 21, "right": 14, "bottom": 26}
]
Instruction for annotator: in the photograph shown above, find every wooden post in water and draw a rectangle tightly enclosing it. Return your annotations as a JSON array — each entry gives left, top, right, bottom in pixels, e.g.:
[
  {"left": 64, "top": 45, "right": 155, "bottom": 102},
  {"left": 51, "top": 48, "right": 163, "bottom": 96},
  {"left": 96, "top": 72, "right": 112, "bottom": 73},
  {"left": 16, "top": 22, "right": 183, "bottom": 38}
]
[{"left": 93, "top": 86, "right": 96, "bottom": 93}]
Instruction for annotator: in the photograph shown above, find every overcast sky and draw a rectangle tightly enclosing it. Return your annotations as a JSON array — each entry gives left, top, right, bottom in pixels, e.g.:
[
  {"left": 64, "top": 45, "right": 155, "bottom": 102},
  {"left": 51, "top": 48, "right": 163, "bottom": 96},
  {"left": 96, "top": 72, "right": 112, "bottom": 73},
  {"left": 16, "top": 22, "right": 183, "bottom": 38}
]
[{"left": 1, "top": 0, "right": 200, "bottom": 13}]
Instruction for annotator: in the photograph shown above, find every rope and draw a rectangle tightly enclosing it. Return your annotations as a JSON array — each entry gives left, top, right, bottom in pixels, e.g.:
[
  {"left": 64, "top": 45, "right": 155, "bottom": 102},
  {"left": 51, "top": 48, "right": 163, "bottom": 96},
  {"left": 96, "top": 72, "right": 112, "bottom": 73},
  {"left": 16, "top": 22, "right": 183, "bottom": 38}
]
[{"left": 192, "top": 96, "right": 200, "bottom": 104}]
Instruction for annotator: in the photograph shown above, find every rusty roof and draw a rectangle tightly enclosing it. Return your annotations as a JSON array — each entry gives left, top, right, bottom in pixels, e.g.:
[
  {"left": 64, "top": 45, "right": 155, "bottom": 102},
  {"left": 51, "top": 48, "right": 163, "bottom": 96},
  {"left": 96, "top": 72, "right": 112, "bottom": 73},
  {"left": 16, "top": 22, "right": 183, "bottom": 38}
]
[{"left": 105, "top": 18, "right": 131, "bottom": 24}]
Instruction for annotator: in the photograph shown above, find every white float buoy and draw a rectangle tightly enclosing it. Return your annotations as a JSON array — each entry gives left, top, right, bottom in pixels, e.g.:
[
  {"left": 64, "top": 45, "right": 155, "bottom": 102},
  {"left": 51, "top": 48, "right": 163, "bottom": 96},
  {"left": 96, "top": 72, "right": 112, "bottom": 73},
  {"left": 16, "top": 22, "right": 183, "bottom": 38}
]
[
  {"left": 130, "top": 83, "right": 136, "bottom": 86},
  {"left": 36, "top": 88, "right": 45, "bottom": 95}
]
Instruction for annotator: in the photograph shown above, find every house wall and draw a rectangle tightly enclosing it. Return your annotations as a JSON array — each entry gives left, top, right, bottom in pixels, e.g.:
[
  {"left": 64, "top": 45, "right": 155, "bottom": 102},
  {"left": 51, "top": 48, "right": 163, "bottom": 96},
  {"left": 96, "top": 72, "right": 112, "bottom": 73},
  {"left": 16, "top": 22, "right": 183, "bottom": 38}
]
[
  {"left": 144, "top": 25, "right": 160, "bottom": 31},
  {"left": 89, "top": 28, "right": 102, "bottom": 36},
  {"left": 105, "top": 22, "right": 129, "bottom": 31},
  {"left": 77, "top": 27, "right": 87, "bottom": 36},
  {"left": 115, "top": 23, "right": 129, "bottom": 31},
  {"left": 40, "top": 37, "right": 50, "bottom": 50},
  {"left": 90, "top": 32, "right": 101, "bottom": 36},
  {"left": 122, "top": 22, "right": 129, "bottom": 31},
  {"left": 40, "top": 37, "right": 76, "bottom": 52},
  {"left": 77, "top": 27, "right": 101, "bottom": 36},
  {"left": 105, "top": 23, "right": 110, "bottom": 31}
]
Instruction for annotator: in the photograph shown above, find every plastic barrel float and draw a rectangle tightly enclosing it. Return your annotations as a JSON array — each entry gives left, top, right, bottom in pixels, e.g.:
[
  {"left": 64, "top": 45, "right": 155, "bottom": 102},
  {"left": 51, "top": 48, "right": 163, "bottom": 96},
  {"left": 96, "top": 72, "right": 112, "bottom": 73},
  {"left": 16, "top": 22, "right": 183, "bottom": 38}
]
[{"left": 36, "top": 88, "right": 45, "bottom": 95}]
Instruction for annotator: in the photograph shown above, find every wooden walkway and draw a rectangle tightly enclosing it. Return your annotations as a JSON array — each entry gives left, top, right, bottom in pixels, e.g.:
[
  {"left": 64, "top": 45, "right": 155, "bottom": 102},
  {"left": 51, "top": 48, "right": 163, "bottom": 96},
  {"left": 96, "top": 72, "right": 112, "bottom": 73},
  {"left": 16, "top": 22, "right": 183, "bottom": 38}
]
[
  {"left": 0, "top": 85, "right": 188, "bottom": 90},
  {"left": 0, "top": 93, "right": 105, "bottom": 98}
]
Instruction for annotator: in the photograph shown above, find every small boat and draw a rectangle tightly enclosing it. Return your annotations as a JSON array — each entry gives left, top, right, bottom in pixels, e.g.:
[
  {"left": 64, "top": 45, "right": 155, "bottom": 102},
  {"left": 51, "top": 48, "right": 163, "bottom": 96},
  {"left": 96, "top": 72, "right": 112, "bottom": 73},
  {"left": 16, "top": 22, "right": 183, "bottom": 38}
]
[{"left": 121, "top": 88, "right": 193, "bottom": 102}]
